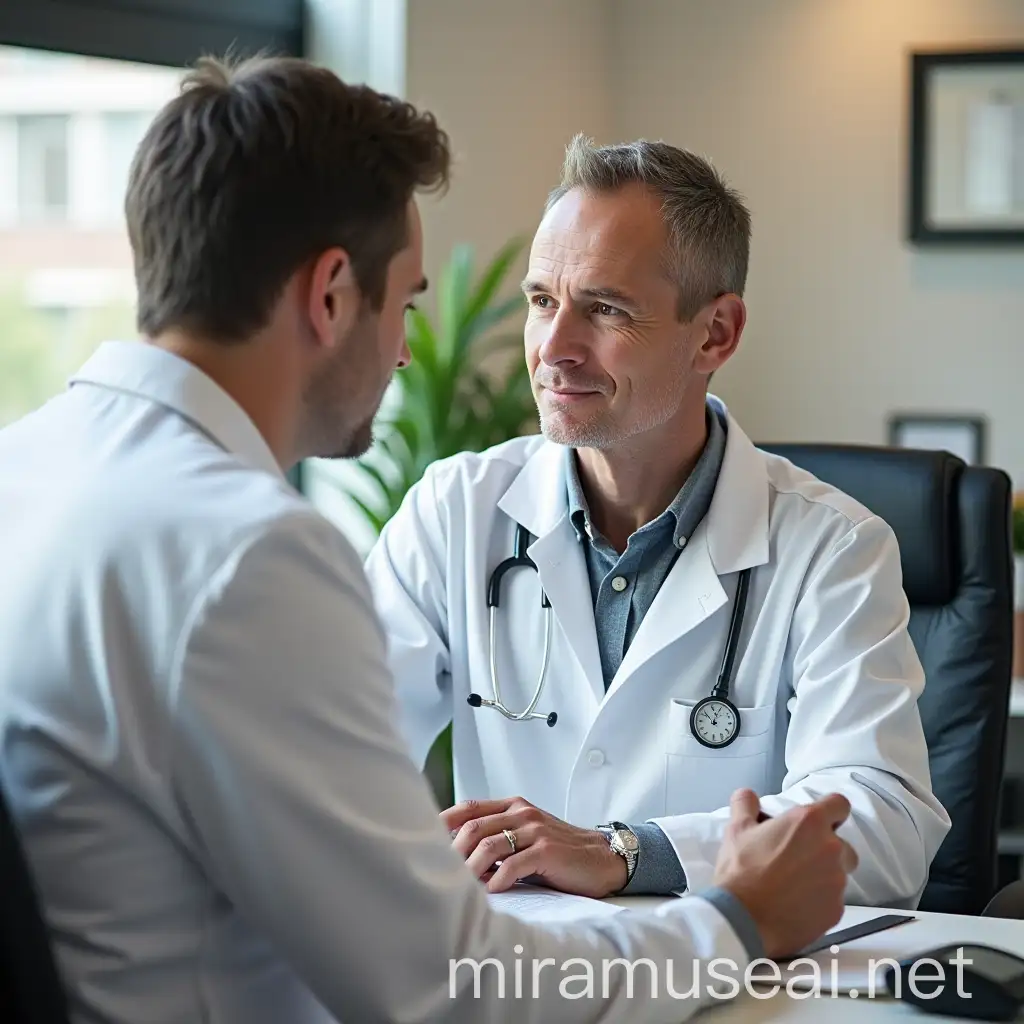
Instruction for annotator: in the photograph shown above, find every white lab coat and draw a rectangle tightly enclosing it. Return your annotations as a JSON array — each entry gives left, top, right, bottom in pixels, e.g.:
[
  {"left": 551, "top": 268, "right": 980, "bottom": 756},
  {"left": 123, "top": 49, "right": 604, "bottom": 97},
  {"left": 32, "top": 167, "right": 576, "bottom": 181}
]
[{"left": 365, "top": 397, "right": 952, "bottom": 908}]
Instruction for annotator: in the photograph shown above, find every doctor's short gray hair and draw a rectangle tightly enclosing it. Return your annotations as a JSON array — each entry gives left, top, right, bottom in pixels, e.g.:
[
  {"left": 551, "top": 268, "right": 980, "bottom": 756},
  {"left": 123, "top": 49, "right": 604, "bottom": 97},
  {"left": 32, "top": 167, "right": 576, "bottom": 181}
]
[{"left": 546, "top": 134, "right": 751, "bottom": 320}]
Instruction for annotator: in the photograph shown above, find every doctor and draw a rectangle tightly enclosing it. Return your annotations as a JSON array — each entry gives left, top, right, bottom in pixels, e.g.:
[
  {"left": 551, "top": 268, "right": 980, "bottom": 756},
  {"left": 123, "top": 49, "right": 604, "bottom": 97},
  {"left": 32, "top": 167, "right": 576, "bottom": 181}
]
[{"left": 365, "top": 134, "right": 950, "bottom": 909}]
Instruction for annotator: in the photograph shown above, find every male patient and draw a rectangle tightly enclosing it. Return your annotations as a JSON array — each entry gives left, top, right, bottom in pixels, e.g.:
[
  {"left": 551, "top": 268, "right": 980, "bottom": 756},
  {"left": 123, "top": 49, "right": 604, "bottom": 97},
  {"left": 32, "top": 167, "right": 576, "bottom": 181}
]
[
  {"left": 0, "top": 54, "right": 855, "bottom": 1024},
  {"left": 365, "top": 135, "right": 950, "bottom": 908}
]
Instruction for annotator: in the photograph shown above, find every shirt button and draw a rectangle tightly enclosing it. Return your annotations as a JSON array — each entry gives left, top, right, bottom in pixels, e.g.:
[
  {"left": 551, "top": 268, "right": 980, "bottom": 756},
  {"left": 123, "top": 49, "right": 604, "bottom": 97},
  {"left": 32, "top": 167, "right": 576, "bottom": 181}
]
[
  {"left": 611, "top": 575, "right": 628, "bottom": 592},
  {"left": 587, "top": 749, "right": 605, "bottom": 767},
  {"left": 676, "top": 536, "right": 687, "bottom": 549}
]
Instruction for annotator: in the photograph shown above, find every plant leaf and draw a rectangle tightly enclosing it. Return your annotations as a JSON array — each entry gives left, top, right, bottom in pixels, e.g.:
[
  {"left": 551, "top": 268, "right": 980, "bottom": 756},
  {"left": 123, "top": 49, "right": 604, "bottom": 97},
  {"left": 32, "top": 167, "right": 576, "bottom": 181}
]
[
  {"left": 460, "top": 237, "right": 526, "bottom": 346},
  {"left": 465, "top": 294, "right": 525, "bottom": 346},
  {"left": 437, "top": 244, "right": 474, "bottom": 364},
  {"left": 351, "top": 455, "right": 403, "bottom": 509},
  {"left": 347, "top": 492, "right": 389, "bottom": 534}
]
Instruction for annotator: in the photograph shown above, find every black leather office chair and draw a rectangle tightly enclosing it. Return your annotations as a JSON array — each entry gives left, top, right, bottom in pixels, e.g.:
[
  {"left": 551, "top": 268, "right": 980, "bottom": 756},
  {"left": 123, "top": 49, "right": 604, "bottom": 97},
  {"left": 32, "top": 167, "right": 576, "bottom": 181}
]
[
  {"left": 0, "top": 781, "right": 71, "bottom": 1023},
  {"left": 760, "top": 443, "right": 1013, "bottom": 916}
]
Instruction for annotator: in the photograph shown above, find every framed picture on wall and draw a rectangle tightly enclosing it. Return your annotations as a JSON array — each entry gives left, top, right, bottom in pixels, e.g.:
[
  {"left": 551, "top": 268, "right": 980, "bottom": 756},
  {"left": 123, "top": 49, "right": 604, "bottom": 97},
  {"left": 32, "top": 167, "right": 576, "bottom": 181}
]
[
  {"left": 908, "top": 47, "right": 1024, "bottom": 244},
  {"left": 887, "top": 413, "right": 987, "bottom": 464}
]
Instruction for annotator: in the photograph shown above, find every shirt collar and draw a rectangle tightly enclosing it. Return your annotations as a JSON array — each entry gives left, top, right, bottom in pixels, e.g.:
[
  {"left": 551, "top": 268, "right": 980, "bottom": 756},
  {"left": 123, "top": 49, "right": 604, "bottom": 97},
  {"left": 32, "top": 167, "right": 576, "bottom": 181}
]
[
  {"left": 68, "top": 340, "right": 285, "bottom": 480},
  {"left": 566, "top": 397, "right": 727, "bottom": 547}
]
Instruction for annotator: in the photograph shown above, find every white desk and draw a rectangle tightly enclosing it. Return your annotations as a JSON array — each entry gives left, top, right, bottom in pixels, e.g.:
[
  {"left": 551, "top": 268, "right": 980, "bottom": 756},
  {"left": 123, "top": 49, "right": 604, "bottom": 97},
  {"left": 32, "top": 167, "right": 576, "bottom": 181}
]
[{"left": 606, "top": 896, "right": 1024, "bottom": 1023}]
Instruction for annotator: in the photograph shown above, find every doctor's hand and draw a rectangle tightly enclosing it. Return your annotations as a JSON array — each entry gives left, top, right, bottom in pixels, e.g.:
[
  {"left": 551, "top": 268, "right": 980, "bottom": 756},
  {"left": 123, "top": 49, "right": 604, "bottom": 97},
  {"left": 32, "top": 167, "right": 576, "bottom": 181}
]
[
  {"left": 712, "top": 789, "right": 858, "bottom": 960},
  {"left": 441, "top": 796, "right": 627, "bottom": 898}
]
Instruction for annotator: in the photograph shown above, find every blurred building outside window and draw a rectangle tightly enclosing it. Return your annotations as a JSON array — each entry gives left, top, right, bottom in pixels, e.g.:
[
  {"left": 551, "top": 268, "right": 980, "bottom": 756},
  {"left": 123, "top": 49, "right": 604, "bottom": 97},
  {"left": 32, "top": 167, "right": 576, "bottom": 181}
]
[
  {"left": 0, "top": 45, "right": 181, "bottom": 428},
  {"left": 16, "top": 114, "right": 70, "bottom": 223}
]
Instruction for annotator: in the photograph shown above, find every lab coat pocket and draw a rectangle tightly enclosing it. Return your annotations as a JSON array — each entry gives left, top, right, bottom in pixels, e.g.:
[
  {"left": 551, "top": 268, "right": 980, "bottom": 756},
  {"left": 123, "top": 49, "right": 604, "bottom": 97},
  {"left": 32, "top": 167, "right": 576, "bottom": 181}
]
[{"left": 664, "top": 699, "right": 775, "bottom": 816}]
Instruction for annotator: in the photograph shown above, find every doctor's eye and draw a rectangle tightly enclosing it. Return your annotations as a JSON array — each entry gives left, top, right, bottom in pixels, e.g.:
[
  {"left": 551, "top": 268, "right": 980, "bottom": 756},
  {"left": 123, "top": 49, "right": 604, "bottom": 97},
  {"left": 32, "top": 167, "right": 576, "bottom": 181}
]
[
  {"left": 529, "top": 295, "right": 555, "bottom": 310},
  {"left": 594, "top": 302, "right": 625, "bottom": 318}
]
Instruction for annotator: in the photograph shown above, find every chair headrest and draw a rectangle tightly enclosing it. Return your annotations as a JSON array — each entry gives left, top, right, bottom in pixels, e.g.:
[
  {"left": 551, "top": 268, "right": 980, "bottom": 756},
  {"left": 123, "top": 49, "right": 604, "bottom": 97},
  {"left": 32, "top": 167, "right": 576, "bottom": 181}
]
[{"left": 759, "top": 444, "right": 959, "bottom": 605}]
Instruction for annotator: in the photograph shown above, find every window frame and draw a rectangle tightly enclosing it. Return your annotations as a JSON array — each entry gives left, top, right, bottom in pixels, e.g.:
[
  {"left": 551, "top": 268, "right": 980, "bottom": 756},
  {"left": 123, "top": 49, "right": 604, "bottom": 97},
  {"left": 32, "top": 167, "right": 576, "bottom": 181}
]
[{"left": 0, "top": 0, "right": 305, "bottom": 70}]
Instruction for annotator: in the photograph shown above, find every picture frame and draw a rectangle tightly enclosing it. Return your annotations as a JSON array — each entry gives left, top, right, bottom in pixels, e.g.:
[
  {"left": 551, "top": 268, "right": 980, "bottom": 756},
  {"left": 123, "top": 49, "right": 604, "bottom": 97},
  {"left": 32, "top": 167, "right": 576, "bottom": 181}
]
[
  {"left": 887, "top": 413, "right": 987, "bottom": 465},
  {"left": 908, "top": 47, "right": 1024, "bottom": 244}
]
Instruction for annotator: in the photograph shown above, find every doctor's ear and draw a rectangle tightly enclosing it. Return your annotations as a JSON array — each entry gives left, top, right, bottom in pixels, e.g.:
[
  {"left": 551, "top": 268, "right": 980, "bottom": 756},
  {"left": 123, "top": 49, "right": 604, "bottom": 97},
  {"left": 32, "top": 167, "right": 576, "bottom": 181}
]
[
  {"left": 307, "top": 247, "right": 358, "bottom": 349},
  {"left": 695, "top": 294, "right": 745, "bottom": 374}
]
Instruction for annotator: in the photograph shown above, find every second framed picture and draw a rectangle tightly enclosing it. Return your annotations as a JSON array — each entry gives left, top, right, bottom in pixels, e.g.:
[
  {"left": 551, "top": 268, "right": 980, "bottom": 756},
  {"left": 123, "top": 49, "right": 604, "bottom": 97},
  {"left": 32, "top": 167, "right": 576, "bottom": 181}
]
[{"left": 887, "top": 413, "right": 987, "bottom": 465}]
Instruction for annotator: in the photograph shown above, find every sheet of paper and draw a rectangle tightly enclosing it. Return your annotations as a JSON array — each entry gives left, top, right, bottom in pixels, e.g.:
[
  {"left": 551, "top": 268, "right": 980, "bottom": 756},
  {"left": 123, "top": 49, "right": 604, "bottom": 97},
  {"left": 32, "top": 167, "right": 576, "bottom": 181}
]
[{"left": 488, "top": 884, "right": 626, "bottom": 924}]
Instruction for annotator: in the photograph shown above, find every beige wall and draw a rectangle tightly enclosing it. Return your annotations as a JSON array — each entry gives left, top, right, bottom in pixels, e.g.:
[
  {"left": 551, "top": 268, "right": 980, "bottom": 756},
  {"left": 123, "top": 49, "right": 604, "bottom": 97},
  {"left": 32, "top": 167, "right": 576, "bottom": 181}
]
[
  {"left": 615, "top": 0, "right": 1024, "bottom": 482},
  {"left": 405, "top": 0, "right": 612, "bottom": 309},
  {"left": 400, "top": 0, "right": 1024, "bottom": 487}
]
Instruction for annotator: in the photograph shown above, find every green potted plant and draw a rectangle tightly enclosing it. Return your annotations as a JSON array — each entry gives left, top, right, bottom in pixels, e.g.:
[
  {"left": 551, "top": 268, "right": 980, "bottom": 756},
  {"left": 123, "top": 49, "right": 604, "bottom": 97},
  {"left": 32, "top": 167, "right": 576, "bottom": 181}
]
[{"left": 345, "top": 238, "right": 538, "bottom": 803}]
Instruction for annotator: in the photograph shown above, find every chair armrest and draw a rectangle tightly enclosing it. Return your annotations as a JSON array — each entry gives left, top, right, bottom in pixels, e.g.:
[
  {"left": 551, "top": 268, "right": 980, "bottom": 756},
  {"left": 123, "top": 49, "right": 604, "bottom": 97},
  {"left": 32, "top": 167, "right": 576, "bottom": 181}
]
[{"left": 982, "top": 881, "right": 1024, "bottom": 919}]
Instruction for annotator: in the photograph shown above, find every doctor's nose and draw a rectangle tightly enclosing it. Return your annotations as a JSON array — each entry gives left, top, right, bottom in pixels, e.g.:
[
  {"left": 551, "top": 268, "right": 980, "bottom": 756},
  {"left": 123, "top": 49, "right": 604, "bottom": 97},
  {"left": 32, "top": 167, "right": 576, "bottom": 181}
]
[{"left": 535, "top": 314, "right": 588, "bottom": 369}]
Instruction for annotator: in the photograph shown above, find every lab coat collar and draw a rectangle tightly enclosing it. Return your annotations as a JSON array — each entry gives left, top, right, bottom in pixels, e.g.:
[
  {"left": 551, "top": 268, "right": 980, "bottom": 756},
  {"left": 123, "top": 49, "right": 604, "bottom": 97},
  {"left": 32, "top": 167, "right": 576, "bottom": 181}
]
[
  {"left": 702, "top": 394, "right": 770, "bottom": 576},
  {"left": 69, "top": 340, "right": 285, "bottom": 481},
  {"left": 495, "top": 438, "right": 567, "bottom": 540}
]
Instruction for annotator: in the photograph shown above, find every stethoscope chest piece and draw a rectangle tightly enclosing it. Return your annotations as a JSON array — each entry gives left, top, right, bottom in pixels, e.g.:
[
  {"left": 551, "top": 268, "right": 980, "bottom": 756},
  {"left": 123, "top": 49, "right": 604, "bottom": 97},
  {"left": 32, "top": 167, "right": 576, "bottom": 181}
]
[{"left": 689, "top": 694, "right": 741, "bottom": 749}]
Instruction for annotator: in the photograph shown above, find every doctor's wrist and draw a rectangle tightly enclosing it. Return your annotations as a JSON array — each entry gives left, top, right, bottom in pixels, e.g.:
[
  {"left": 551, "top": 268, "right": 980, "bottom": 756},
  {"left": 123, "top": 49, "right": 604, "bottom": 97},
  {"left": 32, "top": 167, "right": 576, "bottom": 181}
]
[
  {"left": 590, "top": 829, "right": 629, "bottom": 895},
  {"left": 620, "top": 822, "right": 688, "bottom": 895}
]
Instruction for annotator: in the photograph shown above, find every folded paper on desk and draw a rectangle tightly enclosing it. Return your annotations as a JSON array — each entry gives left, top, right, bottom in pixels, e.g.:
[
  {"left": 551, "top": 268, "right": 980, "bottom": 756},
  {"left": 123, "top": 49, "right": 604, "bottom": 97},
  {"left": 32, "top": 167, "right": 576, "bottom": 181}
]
[
  {"left": 488, "top": 884, "right": 626, "bottom": 924},
  {"left": 790, "top": 912, "right": 915, "bottom": 957}
]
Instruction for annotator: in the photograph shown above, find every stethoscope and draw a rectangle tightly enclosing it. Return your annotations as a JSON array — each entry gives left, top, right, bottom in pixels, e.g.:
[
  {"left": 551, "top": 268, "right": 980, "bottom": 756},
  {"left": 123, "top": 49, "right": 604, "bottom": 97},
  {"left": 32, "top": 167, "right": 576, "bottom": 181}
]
[
  {"left": 468, "top": 522, "right": 753, "bottom": 744},
  {"left": 468, "top": 524, "right": 557, "bottom": 726}
]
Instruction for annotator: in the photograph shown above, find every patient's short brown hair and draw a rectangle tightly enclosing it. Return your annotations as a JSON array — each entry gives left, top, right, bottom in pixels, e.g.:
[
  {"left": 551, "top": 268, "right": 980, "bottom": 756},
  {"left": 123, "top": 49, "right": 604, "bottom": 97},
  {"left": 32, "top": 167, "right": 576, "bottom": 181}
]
[{"left": 126, "top": 54, "right": 450, "bottom": 342}]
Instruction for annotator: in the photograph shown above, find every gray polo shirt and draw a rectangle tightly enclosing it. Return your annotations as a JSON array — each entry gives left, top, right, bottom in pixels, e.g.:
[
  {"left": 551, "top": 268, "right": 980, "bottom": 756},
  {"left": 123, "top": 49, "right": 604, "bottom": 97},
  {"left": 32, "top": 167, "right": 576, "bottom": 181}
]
[{"left": 566, "top": 400, "right": 728, "bottom": 898}]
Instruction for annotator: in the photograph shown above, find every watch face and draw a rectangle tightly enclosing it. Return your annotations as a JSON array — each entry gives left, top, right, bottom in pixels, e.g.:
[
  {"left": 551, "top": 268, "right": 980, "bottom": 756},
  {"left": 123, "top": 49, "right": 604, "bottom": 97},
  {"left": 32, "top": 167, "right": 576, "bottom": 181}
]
[
  {"left": 691, "top": 698, "right": 740, "bottom": 748},
  {"left": 616, "top": 831, "right": 639, "bottom": 853}
]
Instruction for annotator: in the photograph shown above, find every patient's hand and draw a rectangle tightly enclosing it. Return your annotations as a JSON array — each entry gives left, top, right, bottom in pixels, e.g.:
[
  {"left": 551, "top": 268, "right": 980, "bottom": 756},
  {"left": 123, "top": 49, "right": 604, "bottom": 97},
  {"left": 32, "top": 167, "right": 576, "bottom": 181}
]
[
  {"left": 713, "top": 789, "right": 857, "bottom": 959},
  {"left": 441, "top": 796, "right": 627, "bottom": 898}
]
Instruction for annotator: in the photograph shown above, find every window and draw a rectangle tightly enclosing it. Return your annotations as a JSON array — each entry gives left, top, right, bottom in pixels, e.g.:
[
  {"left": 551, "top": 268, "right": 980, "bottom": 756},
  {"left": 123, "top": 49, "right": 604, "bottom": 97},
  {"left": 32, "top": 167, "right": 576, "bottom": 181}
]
[
  {"left": 102, "top": 112, "right": 152, "bottom": 224},
  {"left": 17, "top": 115, "right": 69, "bottom": 222},
  {"left": 0, "top": 45, "right": 181, "bottom": 428}
]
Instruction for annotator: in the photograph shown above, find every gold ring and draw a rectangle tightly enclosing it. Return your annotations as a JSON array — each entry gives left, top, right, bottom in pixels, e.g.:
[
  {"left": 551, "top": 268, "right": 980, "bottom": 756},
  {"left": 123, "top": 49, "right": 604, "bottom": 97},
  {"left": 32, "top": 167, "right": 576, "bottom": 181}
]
[{"left": 502, "top": 828, "right": 517, "bottom": 854}]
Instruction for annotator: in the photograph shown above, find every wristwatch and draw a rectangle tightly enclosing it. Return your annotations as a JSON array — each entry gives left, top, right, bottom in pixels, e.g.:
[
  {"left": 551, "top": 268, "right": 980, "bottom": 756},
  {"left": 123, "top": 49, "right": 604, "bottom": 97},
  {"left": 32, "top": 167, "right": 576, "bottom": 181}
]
[{"left": 596, "top": 821, "right": 639, "bottom": 887}]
